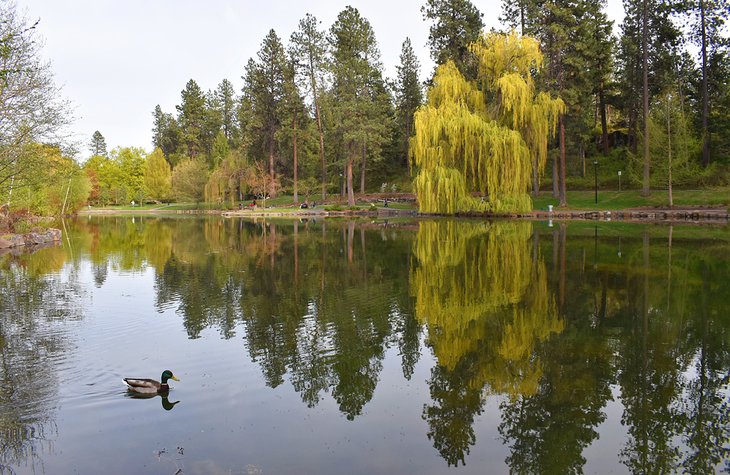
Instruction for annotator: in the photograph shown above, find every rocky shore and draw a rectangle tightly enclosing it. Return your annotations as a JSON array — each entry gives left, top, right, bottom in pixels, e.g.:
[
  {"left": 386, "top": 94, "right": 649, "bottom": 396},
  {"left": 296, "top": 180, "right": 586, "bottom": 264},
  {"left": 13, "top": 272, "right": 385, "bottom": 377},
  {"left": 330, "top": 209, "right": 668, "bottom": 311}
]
[{"left": 0, "top": 228, "right": 62, "bottom": 250}]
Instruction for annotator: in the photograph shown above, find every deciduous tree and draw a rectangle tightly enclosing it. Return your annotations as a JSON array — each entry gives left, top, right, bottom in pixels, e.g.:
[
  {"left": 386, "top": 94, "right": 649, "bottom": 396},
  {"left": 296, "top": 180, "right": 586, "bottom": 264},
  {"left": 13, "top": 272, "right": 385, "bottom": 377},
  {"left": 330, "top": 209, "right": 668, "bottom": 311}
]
[
  {"left": 144, "top": 147, "right": 172, "bottom": 202},
  {"left": 411, "top": 32, "right": 564, "bottom": 214}
]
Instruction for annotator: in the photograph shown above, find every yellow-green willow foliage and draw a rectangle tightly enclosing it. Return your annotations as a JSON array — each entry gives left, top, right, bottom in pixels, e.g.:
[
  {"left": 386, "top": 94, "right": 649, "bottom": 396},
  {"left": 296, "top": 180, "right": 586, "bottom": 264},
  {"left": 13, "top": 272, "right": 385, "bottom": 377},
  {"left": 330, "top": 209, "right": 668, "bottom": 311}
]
[
  {"left": 205, "top": 150, "right": 248, "bottom": 206},
  {"left": 411, "top": 220, "right": 563, "bottom": 398},
  {"left": 411, "top": 32, "right": 564, "bottom": 214}
]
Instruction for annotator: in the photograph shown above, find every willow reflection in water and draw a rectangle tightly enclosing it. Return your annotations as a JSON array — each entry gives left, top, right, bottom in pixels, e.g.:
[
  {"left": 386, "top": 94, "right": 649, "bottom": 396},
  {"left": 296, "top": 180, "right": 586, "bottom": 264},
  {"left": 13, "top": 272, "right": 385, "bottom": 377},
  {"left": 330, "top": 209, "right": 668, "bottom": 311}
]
[{"left": 411, "top": 220, "right": 564, "bottom": 466}]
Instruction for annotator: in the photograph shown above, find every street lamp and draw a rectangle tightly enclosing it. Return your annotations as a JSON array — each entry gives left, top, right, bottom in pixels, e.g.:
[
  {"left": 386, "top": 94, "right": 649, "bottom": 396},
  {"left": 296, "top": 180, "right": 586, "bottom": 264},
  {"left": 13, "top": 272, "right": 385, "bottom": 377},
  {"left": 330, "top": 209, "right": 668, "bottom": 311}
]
[
  {"left": 593, "top": 160, "right": 599, "bottom": 204},
  {"left": 618, "top": 170, "right": 622, "bottom": 192}
]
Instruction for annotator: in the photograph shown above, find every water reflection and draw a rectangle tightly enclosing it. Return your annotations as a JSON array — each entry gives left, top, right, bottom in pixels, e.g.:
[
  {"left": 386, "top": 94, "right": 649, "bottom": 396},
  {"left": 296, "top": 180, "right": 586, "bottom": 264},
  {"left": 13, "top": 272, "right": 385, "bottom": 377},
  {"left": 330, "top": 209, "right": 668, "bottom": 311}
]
[
  {"left": 125, "top": 393, "right": 181, "bottom": 411},
  {"left": 0, "top": 246, "right": 84, "bottom": 473},
  {"left": 412, "top": 221, "right": 564, "bottom": 466},
  {"left": 1, "top": 216, "right": 729, "bottom": 473}
]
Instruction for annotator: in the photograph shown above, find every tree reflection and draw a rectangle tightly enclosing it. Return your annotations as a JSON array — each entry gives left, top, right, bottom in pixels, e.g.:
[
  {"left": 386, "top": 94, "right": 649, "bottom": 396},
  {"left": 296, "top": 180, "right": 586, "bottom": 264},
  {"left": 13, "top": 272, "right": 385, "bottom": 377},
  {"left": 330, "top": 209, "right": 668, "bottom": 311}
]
[
  {"left": 0, "top": 247, "right": 83, "bottom": 473},
  {"left": 411, "top": 220, "right": 564, "bottom": 465},
  {"left": 53, "top": 217, "right": 730, "bottom": 472}
]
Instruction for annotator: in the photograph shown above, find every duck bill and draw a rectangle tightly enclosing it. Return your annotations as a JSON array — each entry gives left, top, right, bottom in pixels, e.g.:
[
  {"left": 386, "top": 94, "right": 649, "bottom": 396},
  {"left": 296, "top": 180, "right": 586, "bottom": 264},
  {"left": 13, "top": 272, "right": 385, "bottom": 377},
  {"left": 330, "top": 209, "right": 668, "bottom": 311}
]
[{"left": 171, "top": 376, "right": 180, "bottom": 381}]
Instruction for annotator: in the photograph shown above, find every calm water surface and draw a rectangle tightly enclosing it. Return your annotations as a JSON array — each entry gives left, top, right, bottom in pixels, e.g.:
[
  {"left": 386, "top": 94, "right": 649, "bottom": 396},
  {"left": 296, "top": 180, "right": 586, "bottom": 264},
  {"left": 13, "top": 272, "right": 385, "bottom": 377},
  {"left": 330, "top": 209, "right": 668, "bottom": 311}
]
[{"left": 1, "top": 216, "right": 729, "bottom": 474}]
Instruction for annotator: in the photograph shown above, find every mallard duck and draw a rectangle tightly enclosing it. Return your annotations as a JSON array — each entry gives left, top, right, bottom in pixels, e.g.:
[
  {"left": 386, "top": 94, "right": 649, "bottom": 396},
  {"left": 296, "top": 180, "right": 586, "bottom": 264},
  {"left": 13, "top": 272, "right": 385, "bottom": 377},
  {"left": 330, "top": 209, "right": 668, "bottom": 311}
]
[{"left": 124, "top": 370, "right": 180, "bottom": 394}]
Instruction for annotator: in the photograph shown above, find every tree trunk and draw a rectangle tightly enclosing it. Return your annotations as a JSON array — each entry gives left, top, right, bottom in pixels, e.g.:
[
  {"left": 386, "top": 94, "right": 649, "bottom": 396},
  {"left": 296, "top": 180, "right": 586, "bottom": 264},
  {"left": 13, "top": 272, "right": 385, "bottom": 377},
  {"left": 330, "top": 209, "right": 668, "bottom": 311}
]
[
  {"left": 700, "top": 0, "right": 710, "bottom": 166},
  {"left": 315, "top": 101, "right": 326, "bottom": 200},
  {"left": 599, "top": 86, "right": 609, "bottom": 155},
  {"left": 667, "top": 96, "right": 673, "bottom": 208},
  {"left": 642, "top": 0, "right": 650, "bottom": 197},
  {"left": 268, "top": 138, "right": 276, "bottom": 198},
  {"left": 293, "top": 109, "right": 299, "bottom": 203},
  {"left": 347, "top": 157, "right": 355, "bottom": 207},
  {"left": 360, "top": 141, "right": 367, "bottom": 195},
  {"left": 552, "top": 157, "right": 559, "bottom": 199},
  {"left": 559, "top": 117, "right": 567, "bottom": 207},
  {"left": 532, "top": 154, "right": 539, "bottom": 198},
  {"left": 404, "top": 116, "right": 412, "bottom": 168}
]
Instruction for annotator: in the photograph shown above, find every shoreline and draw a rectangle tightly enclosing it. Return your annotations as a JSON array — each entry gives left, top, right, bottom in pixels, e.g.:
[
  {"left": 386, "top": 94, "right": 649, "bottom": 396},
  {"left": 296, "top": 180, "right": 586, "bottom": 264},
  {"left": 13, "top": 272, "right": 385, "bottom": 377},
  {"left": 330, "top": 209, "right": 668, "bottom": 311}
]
[{"left": 78, "top": 205, "right": 730, "bottom": 224}]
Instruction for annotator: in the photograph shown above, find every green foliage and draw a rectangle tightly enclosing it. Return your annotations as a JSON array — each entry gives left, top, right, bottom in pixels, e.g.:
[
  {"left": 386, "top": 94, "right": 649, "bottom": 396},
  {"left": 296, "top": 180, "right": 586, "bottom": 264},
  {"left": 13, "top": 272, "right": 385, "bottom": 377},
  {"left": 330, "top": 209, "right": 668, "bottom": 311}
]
[
  {"left": 421, "top": 0, "right": 484, "bottom": 78},
  {"left": 144, "top": 147, "right": 172, "bottom": 202},
  {"left": 110, "top": 146, "right": 147, "bottom": 204},
  {"left": 205, "top": 149, "right": 248, "bottom": 205},
  {"left": 242, "top": 29, "right": 289, "bottom": 182},
  {"left": 0, "top": 2, "right": 71, "bottom": 197},
  {"left": 328, "top": 6, "right": 392, "bottom": 205},
  {"left": 89, "top": 130, "right": 107, "bottom": 157},
  {"left": 412, "top": 33, "right": 564, "bottom": 214},
  {"left": 394, "top": 38, "right": 423, "bottom": 167},
  {"left": 3, "top": 144, "right": 90, "bottom": 216},
  {"left": 214, "top": 79, "right": 239, "bottom": 147},
  {"left": 176, "top": 79, "right": 207, "bottom": 159},
  {"left": 172, "top": 157, "right": 208, "bottom": 203}
]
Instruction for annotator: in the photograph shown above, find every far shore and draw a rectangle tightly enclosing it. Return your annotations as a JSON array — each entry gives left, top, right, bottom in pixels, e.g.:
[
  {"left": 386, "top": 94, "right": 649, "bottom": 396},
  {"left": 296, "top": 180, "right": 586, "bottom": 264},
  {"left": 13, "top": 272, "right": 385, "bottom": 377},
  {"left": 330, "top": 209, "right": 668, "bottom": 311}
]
[{"left": 78, "top": 203, "right": 729, "bottom": 224}]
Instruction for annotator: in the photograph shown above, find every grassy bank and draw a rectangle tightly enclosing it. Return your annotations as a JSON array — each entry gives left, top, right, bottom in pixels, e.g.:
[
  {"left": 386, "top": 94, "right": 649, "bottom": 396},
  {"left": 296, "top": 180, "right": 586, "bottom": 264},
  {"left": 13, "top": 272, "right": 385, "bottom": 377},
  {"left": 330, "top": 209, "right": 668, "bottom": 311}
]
[
  {"left": 532, "top": 188, "right": 730, "bottom": 211},
  {"left": 83, "top": 188, "right": 729, "bottom": 215}
]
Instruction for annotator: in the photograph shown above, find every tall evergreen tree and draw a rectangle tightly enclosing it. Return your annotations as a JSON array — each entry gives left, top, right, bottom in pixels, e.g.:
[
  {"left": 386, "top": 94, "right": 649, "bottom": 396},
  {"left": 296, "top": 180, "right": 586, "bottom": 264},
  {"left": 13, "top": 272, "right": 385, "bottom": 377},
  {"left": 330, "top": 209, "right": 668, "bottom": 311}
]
[
  {"left": 290, "top": 13, "right": 329, "bottom": 199},
  {"left": 421, "top": 0, "right": 484, "bottom": 78},
  {"left": 242, "top": 29, "right": 289, "bottom": 195},
  {"left": 395, "top": 38, "right": 423, "bottom": 167},
  {"left": 151, "top": 105, "right": 183, "bottom": 166},
  {"left": 683, "top": 0, "right": 729, "bottom": 165},
  {"left": 328, "top": 6, "right": 390, "bottom": 204},
  {"left": 617, "top": 0, "right": 683, "bottom": 193},
  {"left": 214, "top": 79, "right": 239, "bottom": 147},
  {"left": 176, "top": 79, "right": 207, "bottom": 159},
  {"left": 89, "top": 130, "right": 107, "bottom": 157}
]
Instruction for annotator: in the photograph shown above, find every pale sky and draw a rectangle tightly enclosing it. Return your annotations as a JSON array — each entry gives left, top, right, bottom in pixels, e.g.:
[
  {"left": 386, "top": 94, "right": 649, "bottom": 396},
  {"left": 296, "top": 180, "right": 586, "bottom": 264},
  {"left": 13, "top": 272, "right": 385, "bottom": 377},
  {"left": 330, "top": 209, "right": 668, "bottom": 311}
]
[{"left": 23, "top": 0, "right": 624, "bottom": 159}]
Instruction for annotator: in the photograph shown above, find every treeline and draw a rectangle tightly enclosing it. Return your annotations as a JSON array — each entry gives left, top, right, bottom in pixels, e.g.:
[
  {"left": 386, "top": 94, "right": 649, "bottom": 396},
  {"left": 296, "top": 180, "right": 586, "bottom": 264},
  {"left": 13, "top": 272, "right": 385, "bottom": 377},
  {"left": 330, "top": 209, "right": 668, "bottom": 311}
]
[
  {"left": 85, "top": 7, "right": 423, "bottom": 207},
  {"left": 109, "top": 0, "right": 725, "bottom": 208},
  {"left": 1, "top": 0, "right": 728, "bottom": 216}
]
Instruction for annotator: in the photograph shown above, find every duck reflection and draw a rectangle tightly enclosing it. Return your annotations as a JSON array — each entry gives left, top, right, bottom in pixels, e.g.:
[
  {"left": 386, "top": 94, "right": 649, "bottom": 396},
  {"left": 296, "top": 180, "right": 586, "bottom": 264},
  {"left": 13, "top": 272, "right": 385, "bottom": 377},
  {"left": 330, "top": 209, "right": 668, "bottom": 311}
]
[{"left": 125, "top": 392, "right": 181, "bottom": 411}]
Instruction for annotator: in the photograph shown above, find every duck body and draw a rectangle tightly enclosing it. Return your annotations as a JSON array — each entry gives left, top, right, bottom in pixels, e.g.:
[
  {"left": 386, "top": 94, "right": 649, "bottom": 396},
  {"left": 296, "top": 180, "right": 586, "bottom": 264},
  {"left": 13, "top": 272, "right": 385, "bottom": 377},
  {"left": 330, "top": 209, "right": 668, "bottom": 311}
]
[{"left": 124, "top": 370, "right": 179, "bottom": 394}]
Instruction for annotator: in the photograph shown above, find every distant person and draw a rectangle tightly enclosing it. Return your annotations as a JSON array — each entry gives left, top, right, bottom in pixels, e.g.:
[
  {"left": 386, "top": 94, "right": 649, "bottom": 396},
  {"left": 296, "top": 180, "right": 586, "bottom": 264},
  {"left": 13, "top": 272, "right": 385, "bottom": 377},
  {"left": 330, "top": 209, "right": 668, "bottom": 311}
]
[
  {"left": 250, "top": 199, "right": 257, "bottom": 207},
  {"left": 300, "top": 202, "right": 308, "bottom": 209}
]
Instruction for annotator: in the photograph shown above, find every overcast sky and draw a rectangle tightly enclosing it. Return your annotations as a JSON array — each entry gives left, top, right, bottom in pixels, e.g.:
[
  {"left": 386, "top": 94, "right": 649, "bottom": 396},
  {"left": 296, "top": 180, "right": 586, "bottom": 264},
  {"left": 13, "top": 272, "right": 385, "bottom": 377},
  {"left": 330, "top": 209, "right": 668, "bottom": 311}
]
[{"left": 23, "top": 0, "right": 624, "bottom": 159}]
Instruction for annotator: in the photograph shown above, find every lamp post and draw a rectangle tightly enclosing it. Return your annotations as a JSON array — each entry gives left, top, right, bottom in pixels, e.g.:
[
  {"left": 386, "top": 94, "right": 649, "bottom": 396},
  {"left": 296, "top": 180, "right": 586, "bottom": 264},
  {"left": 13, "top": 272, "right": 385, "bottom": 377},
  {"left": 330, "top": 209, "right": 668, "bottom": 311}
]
[
  {"left": 618, "top": 170, "right": 622, "bottom": 192},
  {"left": 593, "top": 160, "right": 598, "bottom": 204}
]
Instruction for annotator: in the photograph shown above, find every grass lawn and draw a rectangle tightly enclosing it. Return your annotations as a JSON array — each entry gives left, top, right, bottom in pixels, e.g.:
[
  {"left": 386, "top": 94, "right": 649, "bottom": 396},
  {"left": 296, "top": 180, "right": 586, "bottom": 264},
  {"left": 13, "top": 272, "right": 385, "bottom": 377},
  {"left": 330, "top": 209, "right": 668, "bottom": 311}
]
[{"left": 533, "top": 189, "right": 730, "bottom": 211}]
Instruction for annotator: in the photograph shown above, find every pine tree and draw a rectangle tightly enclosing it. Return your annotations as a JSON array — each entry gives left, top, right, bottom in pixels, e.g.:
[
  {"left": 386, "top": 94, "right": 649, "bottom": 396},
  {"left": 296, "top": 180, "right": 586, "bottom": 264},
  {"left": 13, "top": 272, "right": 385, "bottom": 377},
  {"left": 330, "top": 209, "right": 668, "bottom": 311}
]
[
  {"left": 395, "top": 38, "right": 423, "bottom": 167},
  {"left": 329, "top": 6, "right": 390, "bottom": 205},
  {"left": 290, "top": 13, "right": 329, "bottom": 199},
  {"left": 89, "top": 130, "right": 107, "bottom": 157},
  {"left": 176, "top": 79, "right": 207, "bottom": 159},
  {"left": 682, "top": 0, "right": 729, "bottom": 165},
  {"left": 214, "top": 79, "right": 239, "bottom": 147},
  {"left": 242, "top": 29, "right": 289, "bottom": 196},
  {"left": 421, "top": 0, "right": 484, "bottom": 78}
]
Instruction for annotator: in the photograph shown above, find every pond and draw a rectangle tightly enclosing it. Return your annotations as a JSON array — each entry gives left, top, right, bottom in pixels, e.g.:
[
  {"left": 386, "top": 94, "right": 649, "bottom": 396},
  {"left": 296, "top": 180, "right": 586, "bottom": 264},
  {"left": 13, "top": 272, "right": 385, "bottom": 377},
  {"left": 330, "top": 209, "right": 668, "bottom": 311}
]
[{"left": 1, "top": 216, "right": 729, "bottom": 474}]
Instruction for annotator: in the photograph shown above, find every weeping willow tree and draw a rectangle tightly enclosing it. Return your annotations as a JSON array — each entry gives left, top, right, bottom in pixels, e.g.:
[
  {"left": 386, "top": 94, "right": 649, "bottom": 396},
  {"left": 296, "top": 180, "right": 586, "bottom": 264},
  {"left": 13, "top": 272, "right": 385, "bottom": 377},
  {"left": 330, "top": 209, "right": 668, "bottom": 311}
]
[
  {"left": 410, "top": 220, "right": 563, "bottom": 398},
  {"left": 411, "top": 32, "right": 564, "bottom": 214}
]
